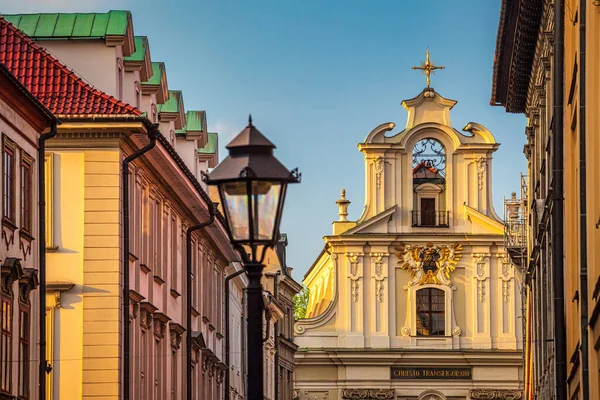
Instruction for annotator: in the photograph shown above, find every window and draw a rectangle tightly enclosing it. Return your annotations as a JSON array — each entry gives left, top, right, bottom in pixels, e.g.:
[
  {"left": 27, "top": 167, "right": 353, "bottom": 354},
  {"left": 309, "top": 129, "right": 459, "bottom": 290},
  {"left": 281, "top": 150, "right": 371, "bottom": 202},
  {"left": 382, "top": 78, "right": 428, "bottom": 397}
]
[
  {"left": 412, "top": 138, "right": 447, "bottom": 227},
  {"left": 140, "top": 328, "right": 146, "bottom": 400},
  {"left": 171, "top": 216, "right": 177, "bottom": 290},
  {"left": 20, "top": 156, "right": 32, "bottom": 234},
  {"left": 154, "top": 339, "right": 162, "bottom": 399},
  {"left": 416, "top": 288, "right": 445, "bottom": 336},
  {"left": 1, "top": 296, "right": 13, "bottom": 393},
  {"left": 18, "top": 306, "right": 29, "bottom": 399},
  {"left": 171, "top": 350, "right": 178, "bottom": 399},
  {"left": 3, "top": 140, "right": 15, "bottom": 223}
]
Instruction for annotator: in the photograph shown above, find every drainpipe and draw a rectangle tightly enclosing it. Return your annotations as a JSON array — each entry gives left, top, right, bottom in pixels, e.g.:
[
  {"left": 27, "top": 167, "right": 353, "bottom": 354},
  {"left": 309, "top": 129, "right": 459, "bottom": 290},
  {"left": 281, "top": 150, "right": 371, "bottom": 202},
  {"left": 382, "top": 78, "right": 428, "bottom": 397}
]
[
  {"left": 273, "top": 270, "right": 281, "bottom": 400},
  {"left": 579, "top": 0, "right": 589, "bottom": 397},
  {"left": 225, "top": 266, "right": 246, "bottom": 400},
  {"left": 123, "top": 123, "right": 158, "bottom": 400},
  {"left": 186, "top": 203, "right": 218, "bottom": 400},
  {"left": 39, "top": 121, "right": 58, "bottom": 400},
  {"left": 241, "top": 288, "right": 247, "bottom": 397},
  {"left": 553, "top": 2, "right": 567, "bottom": 400}
]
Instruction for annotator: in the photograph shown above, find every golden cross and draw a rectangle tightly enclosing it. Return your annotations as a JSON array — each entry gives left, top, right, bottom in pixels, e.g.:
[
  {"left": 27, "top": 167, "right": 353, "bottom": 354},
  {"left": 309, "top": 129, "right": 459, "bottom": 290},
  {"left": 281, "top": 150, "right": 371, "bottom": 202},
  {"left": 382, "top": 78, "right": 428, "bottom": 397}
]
[{"left": 412, "top": 49, "right": 445, "bottom": 88}]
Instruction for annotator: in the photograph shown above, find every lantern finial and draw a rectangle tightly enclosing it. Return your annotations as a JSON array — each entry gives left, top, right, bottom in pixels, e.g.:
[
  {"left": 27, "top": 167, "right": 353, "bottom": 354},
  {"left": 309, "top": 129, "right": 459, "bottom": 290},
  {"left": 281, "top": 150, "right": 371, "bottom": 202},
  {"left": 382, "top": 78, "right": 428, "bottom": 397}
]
[{"left": 336, "top": 189, "right": 351, "bottom": 222}]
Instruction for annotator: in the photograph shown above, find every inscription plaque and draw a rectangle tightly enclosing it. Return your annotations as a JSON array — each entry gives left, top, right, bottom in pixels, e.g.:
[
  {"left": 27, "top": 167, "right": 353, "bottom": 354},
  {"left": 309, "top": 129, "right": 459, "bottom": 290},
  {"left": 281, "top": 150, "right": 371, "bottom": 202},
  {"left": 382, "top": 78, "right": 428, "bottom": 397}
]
[{"left": 391, "top": 366, "right": 472, "bottom": 380}]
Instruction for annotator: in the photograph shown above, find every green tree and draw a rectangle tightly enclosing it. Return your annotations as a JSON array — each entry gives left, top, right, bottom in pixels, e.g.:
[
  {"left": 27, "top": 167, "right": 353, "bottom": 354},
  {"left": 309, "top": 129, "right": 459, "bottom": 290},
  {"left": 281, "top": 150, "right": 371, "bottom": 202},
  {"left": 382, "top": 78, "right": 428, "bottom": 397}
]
[{"left": 293, "top": 286, "right": 310, "bottom": 320}]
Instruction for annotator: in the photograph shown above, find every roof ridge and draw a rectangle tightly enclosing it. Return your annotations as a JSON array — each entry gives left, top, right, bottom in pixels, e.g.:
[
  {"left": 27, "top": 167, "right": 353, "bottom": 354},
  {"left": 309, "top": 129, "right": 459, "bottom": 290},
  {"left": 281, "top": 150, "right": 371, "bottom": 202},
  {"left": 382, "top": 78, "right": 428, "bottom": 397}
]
[{"left": 0, "top": 16, "right": 140, "bottom": 115}]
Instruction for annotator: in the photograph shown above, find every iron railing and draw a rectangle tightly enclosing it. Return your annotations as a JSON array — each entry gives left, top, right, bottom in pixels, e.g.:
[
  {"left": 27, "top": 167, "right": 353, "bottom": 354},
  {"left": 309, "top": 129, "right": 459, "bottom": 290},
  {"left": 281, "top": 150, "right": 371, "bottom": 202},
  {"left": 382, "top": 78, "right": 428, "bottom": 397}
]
[{"left": 411, "top": 210, "right": 450, "bottom": 227}]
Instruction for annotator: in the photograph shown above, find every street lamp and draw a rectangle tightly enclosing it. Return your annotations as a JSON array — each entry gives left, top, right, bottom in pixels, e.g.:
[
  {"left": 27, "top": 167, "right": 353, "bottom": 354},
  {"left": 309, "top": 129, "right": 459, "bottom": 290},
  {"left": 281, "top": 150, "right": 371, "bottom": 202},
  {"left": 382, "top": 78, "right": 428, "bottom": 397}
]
[{"left": 203, "top": 115, "right": 300, "bottom": 399}]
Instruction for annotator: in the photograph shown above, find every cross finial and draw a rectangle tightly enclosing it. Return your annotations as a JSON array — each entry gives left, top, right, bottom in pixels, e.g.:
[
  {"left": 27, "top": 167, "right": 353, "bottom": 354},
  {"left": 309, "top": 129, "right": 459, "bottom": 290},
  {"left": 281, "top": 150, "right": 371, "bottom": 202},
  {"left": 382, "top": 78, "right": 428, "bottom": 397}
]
[{"left": 411, "top": 49, "right": 445, "bottom": 88}]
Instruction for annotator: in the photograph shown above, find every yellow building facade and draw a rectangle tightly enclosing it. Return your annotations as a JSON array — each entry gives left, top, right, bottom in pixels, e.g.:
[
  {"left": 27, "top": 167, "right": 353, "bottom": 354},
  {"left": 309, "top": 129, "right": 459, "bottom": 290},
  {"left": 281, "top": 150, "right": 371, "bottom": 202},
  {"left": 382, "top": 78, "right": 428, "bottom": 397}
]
[
  {"left": 294, "top": 85, "right": 523, "bottom": 400},
  {"left": 492, "top": 1, "right": 600, "bottom": 399}
]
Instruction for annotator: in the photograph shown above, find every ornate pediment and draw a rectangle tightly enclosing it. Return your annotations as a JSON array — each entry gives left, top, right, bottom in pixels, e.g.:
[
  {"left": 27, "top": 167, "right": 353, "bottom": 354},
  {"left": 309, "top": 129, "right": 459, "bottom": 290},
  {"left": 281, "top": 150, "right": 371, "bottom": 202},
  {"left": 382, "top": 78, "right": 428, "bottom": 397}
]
[
  {"left": 396, "top": 242, "right": 462, "bottom": 287},
  {"left": 1, "top": 257, "right": 23, "bottom": 292},
  {"left": 18, "top": 268, "right": 39, "bottom": 302}
]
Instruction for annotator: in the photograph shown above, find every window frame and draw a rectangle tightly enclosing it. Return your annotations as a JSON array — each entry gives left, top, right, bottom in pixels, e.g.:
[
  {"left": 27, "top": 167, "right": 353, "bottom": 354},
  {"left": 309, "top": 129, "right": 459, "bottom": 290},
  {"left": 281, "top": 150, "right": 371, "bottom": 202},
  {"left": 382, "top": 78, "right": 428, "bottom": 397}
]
[
  {"left": 17, "top": 304, "right": 30, "bottom": 399},
  {"left": 1, "top": 294, "right": 13, "bottom": 394},
  {"left": 3, "top": 137, "right": 16, "bottom": 225},
  {"left": 20, "top": 152, "right": 33, "bottom": 236},
  {"left": 415, "top": 287, "right": 446, "bottom": 336}
]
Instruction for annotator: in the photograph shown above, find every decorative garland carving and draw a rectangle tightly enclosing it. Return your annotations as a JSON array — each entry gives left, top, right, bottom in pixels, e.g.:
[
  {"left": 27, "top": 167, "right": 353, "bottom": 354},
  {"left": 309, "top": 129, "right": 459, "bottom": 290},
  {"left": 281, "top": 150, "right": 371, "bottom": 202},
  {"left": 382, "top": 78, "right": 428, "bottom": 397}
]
[
  {"left": 373, "top": 156, "right": 385, "bottom": 190},
  {"left": 476, "top": 157, "right": 487, "bottom": 190},
  {"left": 498, "top": 254, "right": 514, "bottom": 304},
  {"left": 473, "top": 254, "right": 490, "bottom": 303},
  {"left": 346, "top": 253, "right": 362, "bottom": 302},
  {"left": 396, "top": 243, "right": 462, "bottom": 288},
  {"left": 470, "top": 389, "right": 522, "bottom": 400},
  {"left": 371, "top": 253, "right": 387, "bottom": 303},
  {"left": 341, "top": 388, "right": 394, "bottom": 399}
]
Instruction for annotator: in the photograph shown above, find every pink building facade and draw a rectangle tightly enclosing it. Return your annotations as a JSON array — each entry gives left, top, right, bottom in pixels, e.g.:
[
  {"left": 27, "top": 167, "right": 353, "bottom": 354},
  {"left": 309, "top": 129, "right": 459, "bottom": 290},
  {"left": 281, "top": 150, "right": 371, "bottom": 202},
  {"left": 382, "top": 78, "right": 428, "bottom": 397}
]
[{"left": 0, "top": 56, "right": 56, "bottom": 400}]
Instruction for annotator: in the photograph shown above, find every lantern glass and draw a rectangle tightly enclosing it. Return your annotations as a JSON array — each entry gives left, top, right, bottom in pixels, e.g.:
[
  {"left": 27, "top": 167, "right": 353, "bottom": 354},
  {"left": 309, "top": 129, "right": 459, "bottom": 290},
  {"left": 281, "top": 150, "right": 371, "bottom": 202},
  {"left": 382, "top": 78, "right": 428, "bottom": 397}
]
[
  {"left": 251, "top": 181, "right": 281, "bottom": 241},
  {"left": 220, "top": 181, "right": 250, "bottom": 241}
]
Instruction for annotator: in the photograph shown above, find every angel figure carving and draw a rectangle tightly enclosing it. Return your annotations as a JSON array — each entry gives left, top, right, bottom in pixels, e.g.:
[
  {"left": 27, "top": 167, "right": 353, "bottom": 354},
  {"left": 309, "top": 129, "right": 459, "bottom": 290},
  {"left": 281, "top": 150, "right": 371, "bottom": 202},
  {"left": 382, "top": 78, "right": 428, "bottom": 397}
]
[{"left": 395, "top": 242, "right": 463, "bottom": 286}]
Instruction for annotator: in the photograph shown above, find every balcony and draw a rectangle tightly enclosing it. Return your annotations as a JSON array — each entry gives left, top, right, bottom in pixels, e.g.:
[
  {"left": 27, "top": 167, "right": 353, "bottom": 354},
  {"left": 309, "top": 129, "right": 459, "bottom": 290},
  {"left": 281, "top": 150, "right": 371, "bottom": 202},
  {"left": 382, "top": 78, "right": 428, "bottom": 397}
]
[{"left": 411, "top": 210, "right": 450, "bottom": 227}]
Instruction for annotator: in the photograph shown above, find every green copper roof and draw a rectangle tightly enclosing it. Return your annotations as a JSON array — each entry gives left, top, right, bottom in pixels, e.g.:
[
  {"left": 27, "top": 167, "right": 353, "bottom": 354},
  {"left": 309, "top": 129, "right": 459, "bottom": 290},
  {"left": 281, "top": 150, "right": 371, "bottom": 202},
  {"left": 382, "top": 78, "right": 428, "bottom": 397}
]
[
  {"left": 158, "top": 90, "right": 182, "bottom": 114},
  {"left": 124, "top": 36, "right": 147, "bottom": 62},
  {"left": 3, "top": 10, "right": 131, "bottom": 38},
  {"left": 198, "top": 132, "right": 218, "bottom": 154},
  {"left": 142, "top": 62, "right": 164, "bottom": 86},
  {"left": 185, "top": 111, "right": 206, "bottom": 132}
]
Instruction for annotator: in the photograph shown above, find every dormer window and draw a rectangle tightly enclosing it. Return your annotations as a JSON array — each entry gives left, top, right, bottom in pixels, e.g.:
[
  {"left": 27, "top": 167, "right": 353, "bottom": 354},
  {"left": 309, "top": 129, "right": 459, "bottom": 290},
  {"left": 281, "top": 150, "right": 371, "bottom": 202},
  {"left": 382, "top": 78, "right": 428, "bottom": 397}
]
[{"left": 412, "top": 138, "right": 448, "bottom": 227}]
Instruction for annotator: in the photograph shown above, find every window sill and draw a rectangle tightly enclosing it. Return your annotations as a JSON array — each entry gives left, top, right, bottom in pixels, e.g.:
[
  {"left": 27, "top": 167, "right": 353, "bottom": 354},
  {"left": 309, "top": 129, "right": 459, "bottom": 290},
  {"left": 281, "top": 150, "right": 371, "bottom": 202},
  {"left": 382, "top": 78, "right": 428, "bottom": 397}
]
[
  {"left": 170, "top": 288, "right": 181, "bottom": 299},
  {"left": 153, "top": 275, "right": 165, "bottom": 285},
  {"left": 19, "top": 229, "right": 34, "bottom": 242},
  {"left": 140, "top": 264, "right": 151, "bottom": 274},
  {"left": 2, "top": 217, "right": 17, "bottom": 232}
]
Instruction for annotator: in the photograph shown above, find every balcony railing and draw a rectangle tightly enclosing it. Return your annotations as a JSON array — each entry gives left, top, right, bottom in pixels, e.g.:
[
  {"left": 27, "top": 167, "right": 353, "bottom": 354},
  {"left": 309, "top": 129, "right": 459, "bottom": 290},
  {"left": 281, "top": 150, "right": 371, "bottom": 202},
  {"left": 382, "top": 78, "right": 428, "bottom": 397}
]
[{"left": 411, "top": 210, "right": 450, "bottom": 227}]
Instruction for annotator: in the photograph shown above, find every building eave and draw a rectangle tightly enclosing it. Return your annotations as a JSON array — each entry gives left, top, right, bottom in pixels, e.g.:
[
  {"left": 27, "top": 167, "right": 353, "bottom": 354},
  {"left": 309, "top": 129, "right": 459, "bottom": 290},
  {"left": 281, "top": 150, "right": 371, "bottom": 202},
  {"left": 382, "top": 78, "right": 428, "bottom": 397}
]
[{"left": 490, "top": 0, "right": 544, "bottom": 113}]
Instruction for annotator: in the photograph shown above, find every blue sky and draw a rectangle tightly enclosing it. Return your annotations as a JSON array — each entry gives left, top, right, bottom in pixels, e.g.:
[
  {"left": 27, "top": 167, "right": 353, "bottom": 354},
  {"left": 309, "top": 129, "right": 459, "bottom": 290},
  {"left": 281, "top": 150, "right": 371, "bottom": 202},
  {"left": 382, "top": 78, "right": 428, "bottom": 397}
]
[{"left": 2, "top": 0, "right": 527, "bottom": 282}]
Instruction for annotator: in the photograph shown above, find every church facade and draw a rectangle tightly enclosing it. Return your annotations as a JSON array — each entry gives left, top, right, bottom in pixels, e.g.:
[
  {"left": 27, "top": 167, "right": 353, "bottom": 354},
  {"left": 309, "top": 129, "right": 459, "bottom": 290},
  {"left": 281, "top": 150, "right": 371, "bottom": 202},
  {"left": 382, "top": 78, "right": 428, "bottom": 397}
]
[{"left": 293, "top": 82, "right": 523, "bottom": 400}]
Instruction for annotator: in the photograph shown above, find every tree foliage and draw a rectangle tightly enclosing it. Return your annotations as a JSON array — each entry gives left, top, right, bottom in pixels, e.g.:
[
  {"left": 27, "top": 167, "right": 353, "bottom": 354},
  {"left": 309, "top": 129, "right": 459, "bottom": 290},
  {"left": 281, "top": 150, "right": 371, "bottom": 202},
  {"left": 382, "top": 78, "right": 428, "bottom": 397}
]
[{"left": 293, "top": 286, "right": 310, "bottom": 321}]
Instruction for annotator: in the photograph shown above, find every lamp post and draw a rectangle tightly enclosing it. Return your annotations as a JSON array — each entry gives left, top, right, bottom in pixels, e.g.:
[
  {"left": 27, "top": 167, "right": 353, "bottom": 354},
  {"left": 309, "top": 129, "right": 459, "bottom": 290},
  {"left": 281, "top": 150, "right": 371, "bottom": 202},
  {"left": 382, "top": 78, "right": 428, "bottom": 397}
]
[{"left": 203, "top": 116, "right": 300, "bottom": 399}]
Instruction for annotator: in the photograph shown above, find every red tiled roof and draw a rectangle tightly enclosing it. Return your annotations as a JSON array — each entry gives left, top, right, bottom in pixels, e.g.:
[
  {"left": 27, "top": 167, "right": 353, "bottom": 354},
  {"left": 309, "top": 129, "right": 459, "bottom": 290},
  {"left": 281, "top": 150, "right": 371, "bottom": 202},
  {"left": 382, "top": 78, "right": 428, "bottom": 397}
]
[{"left": 0, "top": 17, "right": 141, "bottom": 116}]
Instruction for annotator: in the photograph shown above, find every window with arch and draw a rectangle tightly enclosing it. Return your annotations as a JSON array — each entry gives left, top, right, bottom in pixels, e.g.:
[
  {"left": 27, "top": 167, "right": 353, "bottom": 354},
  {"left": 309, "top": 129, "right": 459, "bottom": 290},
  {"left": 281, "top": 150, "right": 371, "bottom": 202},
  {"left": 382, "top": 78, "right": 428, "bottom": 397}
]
[
  {"left": 416, "top": 288, "right": 445, "bottom": 336},
  {"left": 412, "top": 138, "right": 446, "bottom": 176},
  {"left": 412, "top": 138, "right": 448, "bottom": 227}
]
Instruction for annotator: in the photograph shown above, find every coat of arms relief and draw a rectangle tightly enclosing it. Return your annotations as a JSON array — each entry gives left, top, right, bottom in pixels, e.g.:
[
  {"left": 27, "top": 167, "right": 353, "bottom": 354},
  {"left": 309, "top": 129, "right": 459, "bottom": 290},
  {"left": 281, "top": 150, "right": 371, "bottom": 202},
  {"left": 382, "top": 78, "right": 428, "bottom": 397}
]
[{"left": 395, "top": 242, "right": 463, "bottom": 289}]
